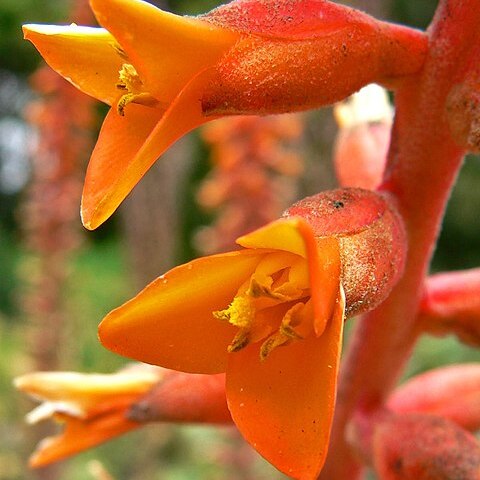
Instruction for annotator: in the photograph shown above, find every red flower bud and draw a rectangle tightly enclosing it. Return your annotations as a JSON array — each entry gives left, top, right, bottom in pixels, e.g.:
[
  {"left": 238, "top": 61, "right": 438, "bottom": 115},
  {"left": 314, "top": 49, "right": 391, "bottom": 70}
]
[
  {"left": 201, "top": 0, "right": 427, "bottom": 115},
  {"left": 284, "top": 188, "right": 406, "bottom": 317},
  {"left": 388, "top": 364, "right": 480, "bottom": 432},
  {"left": 373, "top": 413, "right": 480, "bottom": 480},
  {"left": 419, "top": 268, "right": 480, "bottom": 346}
]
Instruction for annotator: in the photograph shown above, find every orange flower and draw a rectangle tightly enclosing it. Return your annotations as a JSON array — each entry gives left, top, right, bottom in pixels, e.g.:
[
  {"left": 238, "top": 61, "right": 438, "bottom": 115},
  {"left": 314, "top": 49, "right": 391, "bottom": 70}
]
[
  {"left": 97, "top": 188, "right": 407, "bottom": 479},
  {"left": 99, "top": 217, "right": 345, "bottom": 479},
  {"left": 23, "top": 0, "right": 427, "bottom": 230},
  {"left": 15, "top": 365, "right": 160, "bottom": 467}
]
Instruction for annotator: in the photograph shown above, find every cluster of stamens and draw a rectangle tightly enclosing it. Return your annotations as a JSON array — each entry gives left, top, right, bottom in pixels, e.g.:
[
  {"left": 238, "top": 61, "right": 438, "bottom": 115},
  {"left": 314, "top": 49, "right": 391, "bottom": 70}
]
[
  {"left": 115, "top": 62, "right": 158, "bottom": 116},
  {"left": 213, "top": 252, "right": 313, "bottom": 360}
]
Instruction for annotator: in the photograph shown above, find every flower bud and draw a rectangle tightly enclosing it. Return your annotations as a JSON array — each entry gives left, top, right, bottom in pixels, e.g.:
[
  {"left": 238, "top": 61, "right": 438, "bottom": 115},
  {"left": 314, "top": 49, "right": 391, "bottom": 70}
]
[
  {"left": 373, "top": 413, "right": 480, "bottom": 480},
  {"left": 284, "top": 188, "right": 406, "bottom": 317},
  {"left": 333, "top": 84, "right": 393, "bottom": 189},
  {"left": 419, "top": 268, "right": 480, "bottom": 346},
  {"left": 388, "top": 364, "right": 480, "bottom": 432},
  {"left": 201, "top": 0, "right": 427, "bottom": 115}
]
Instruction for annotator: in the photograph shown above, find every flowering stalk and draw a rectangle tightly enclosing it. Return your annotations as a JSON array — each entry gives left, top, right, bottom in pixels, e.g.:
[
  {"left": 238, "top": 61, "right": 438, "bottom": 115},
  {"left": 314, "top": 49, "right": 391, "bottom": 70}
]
[{"left": 322, "top": 1, "right": 480, "bottom": 478}]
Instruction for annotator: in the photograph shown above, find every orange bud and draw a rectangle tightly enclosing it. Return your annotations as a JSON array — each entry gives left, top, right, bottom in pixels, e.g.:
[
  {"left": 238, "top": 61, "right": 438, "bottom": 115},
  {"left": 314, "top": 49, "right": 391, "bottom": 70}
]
[{"left": 284, "top": 188, "right": 406, "bottom": 317}]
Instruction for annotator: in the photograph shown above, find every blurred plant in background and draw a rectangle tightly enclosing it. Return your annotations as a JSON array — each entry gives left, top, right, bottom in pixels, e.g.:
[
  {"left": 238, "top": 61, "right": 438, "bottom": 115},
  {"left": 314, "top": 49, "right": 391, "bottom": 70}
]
[
  {"left": 0, "top": 0, "right": 479, "bottom": 479},
  {"left": 196, "top": 114, "right": 304, "bottom": 254}
]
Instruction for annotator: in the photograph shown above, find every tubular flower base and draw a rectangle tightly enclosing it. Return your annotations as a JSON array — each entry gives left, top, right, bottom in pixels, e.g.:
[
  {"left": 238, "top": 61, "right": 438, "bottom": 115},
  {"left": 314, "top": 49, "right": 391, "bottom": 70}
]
[
  {"left": 14, "top": 366, "right": 161, "bottom": 467},
  {"left": 24, "top": 0, "right": 427, "bottom": 230},
  {"left": 98, "top": 188, "right": 406, "bottom": 479}
]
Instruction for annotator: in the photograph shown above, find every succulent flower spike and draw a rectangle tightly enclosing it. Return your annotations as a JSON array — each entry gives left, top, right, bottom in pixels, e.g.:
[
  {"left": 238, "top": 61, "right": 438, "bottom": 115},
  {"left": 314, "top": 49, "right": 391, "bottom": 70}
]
[
  {"left": 24, "top": 0, "right": 427, "bottom": 230},
  {"left": 98, "top": 188, "right": 406, "bottom": 479},
  {"left": 14, "top": 365, "right": 161, "bottom": 467}
]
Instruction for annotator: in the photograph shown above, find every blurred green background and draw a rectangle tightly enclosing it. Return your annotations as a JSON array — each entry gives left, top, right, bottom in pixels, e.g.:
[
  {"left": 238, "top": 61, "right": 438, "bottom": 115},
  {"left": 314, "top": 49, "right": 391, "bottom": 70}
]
[{"left": 0, "top": 0, "right": 479, "bottom": 479}]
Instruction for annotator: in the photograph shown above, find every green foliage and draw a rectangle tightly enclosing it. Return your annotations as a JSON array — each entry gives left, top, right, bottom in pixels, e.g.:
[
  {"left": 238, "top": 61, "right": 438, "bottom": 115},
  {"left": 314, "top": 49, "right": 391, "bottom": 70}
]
[
  {"left": 0, "top": 0, "right": 67, "bottom": 74},
  {"left": 434, "top": 155, "right": 480, "bottom": 270}
]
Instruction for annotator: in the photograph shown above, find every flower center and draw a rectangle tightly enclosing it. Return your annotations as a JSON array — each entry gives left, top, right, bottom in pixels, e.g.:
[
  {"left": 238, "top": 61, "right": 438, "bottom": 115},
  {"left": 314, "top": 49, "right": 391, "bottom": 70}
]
[
  {"left": 213, "top": 252, "right": 313, "bottom": 360},
  {"left": 115, "top": 63, "right": 159, "bottom": 116}
]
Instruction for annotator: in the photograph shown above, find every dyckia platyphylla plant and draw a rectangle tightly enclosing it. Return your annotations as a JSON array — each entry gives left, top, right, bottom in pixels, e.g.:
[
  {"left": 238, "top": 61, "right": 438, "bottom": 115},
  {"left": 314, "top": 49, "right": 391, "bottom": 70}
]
[{"left": 19, "top": 0, "right": 480, "bottom": 479}]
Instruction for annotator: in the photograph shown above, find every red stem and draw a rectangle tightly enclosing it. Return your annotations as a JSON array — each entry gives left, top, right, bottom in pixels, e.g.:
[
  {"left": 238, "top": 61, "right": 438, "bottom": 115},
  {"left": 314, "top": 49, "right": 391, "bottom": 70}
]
[{"left": 321, "top": 1, "right": 480, "bottom": 478}]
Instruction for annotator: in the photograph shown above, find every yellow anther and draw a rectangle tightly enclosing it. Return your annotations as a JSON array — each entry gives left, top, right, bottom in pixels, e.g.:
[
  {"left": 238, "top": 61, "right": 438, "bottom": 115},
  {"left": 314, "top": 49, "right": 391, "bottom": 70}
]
[
  {"left": 260, "top": 333, "right": 289, "bottom": 361},
  {"left": 213, "top": 252, "right": 313, "bottom": 361},
  {"left": 111, "top": 43, "right": 128, "bottom": 60},
  {"left": 213, "top": 295, "right": 255, "bottom": 329},
  {"left": 116, "top": 92, "right": 159, "bottom": 116},
  {"left": 227, "top": 329, "right": 250, "bottom": 353},
  {"left": 117, "top": 63, "right": 143, "bottom": 93},
  {"left": 115, "top": 63, "right": 159, "bottom": 116}
]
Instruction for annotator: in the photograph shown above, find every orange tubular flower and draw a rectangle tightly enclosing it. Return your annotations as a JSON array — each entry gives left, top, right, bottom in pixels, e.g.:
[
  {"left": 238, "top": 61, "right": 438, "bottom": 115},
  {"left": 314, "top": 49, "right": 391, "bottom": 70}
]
[
  {"left": 98, "top": 188, "right": 406, "bottom": 479},
  {"left": 15, "top": 366, "right": 160, "bottom": 467},
  {"left": 23, "top": 0, "right": 427, "bottom": 230}
]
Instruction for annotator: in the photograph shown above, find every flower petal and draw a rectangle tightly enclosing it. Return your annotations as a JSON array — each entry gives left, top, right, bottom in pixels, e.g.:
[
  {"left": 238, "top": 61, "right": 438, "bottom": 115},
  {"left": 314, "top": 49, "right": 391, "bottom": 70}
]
[
  {"left": 237, "top": 218, "right": 341, "bottom": 336},
  {"left": 29, "top": 407, "right": 138, "bottom": 468},
  {"left": 89, "top": 0, "right": 238, "bottom": 103},
  {"left": 226, "top": 287, "right": 345, "bottom": 479},
  {"left": 99, "top": 250, "right": 267, "bottom": 374},
  {"left": 15, "top": 370, "right": 160, "bottom": 409},
  {"left": 23, "top": 25, "right": 123, "bottom": 105},
  {"left": 81, "top": 69, "right": 216, "bottom": 230}
]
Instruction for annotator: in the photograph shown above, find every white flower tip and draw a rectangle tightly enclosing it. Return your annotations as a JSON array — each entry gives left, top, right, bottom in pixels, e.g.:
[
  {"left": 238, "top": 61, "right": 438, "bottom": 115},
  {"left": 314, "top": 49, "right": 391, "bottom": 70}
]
[
  {"left": 334, "top": 84, "right": 393, "bottom": 129},
  {"left": 25, "top": 401, "right": 84, "bottom": 425}
]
